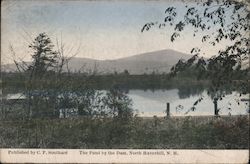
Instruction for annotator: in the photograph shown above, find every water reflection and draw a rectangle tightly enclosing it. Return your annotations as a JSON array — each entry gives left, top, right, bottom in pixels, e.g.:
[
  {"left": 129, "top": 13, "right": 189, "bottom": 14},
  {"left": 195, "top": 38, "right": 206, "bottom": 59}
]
[
  {"left": 4, "top": 89, "right": 249, "bottom": 117},
  {"left": 127, "top": 89, "right": 249, "bottom": 117}
]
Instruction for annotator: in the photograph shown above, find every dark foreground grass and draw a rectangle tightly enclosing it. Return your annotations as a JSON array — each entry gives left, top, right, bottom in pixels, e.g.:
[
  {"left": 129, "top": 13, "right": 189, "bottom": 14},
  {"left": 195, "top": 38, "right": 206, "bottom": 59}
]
[{"left": 0, "top": 115, "right": 249, "bottom": 149}]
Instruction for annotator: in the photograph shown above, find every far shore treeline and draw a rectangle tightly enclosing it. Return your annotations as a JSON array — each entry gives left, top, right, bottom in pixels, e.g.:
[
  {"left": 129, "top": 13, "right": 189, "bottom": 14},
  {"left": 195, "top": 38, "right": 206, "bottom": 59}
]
[{"left": 2, "top": 70, "right": 249, "bottom": 91}]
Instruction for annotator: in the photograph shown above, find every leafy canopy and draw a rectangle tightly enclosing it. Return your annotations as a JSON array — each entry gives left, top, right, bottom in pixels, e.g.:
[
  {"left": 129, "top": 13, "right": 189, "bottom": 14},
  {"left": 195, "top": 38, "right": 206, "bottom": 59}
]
[
  {"left": 28, "top": 32, "right": 59, "bottom": 75},
  {"left": 142, "top": 0, "right": 249, "bottom": 80}
]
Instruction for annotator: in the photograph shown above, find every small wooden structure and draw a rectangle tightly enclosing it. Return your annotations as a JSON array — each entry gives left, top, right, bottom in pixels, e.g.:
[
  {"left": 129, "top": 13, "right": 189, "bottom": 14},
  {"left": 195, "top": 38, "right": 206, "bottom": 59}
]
[
  {"left": 166, "top": 102, "right": 170, "bottom": 117},
  {"left": 213, "top": 98, "right": 219, "bottom": 116}
]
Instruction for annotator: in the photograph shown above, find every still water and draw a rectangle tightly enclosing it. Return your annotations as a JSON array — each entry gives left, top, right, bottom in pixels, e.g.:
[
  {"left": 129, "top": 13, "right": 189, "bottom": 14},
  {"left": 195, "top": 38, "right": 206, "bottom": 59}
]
[
  {"left": 127, "top": 89, "right": 249, "bottom": 117},
  {"left": 5, "top": 89, "right": 249, "bottom": 117}
]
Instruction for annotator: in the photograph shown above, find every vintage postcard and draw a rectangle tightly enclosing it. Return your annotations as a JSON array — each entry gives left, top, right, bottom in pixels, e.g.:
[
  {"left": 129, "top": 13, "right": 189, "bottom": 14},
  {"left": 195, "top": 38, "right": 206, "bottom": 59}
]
[{"left": 0, "top": 0, "right": 249, "bottom": 163}]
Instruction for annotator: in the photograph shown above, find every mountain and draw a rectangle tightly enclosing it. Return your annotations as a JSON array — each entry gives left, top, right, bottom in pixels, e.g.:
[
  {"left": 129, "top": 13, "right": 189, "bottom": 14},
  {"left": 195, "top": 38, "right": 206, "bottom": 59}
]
[
  {"left": 66, "top": 49, "right": 191, "bottom": 74},
  {"left": 2, "top": 49, "right": 191, "bottom": 74}
]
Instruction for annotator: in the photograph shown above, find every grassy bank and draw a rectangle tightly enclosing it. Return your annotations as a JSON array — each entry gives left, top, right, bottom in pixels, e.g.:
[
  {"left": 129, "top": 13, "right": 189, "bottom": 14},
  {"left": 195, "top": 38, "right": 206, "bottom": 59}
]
[{"left": 0, "top": 115, "right": 249, "bottom": 149}]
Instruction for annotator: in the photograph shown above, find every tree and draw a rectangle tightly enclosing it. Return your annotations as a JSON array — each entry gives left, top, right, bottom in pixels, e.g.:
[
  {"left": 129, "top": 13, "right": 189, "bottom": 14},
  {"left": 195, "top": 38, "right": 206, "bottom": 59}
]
[
  {"left": 8, "top": 33, "right": 109, "bottom": 119},
  {"left": 142, "top": 0, "right": 249, "bottom": 79},
  {"left": 142, "top": 0, "right": 250, "bottom": 115},
  {"left": 27, "top": 33, "right": 59, "bottom": 78},
  {"left": 8, "top": 33, "right": 73, "bottom": 118},
  {"left": 23, "top": 33, "right": 59, "bottom": 118},
  {"left": 103, "top": 88, "right": 134, "bottom": 121},
  {"left": 123, "top": 69, "right": 130, "bottom": 76}
]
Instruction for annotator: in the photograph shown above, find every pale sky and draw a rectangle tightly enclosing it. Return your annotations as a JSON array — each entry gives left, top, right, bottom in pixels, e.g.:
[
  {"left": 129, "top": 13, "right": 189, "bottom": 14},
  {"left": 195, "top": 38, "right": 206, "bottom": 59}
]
[{"left": 1, "top": 0, "right": 232, "bottom": 64}]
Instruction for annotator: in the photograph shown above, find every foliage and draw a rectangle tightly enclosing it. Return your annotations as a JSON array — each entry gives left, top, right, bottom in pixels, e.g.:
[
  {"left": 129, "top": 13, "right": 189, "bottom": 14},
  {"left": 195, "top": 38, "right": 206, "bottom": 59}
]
[
  {"left": 57, "top": 88, "right": 105, "bottom": 118},
  {"left": 103, "top": 88, "right": 134, "bottom": 121},
  {"left": 23, "top": 33, "right": 60, "bottom": 118},
  {"left": 27, "top": 33, "right": 59, "bottom": 76},
  {"left": 142, "top": 0, "right": 250, "bottom": 115},
  {"left": 4, "top": 33, "right": 103, "bottom": 119},
  {"left": 0, "top": 116, "right": 248, "bottom": 149},
  {"left": 2, "top": 33, "right": 136, "bottom": 120},
  {"left": 142, "top": 0, "right": 250, "bottom": 81}
]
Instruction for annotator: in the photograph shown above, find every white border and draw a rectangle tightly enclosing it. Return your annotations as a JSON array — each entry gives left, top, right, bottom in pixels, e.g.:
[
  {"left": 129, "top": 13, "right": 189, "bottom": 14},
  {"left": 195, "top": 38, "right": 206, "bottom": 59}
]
[{"left": 0, "top": 149, "right": 249, "bottom": 163}]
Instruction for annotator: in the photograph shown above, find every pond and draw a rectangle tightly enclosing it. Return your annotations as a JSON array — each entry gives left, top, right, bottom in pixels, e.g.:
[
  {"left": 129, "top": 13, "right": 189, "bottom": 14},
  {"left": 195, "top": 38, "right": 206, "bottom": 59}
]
[
  {"left": 127, "top": 89, "right": 249, "bottom": 117},
  {"left": 4, "top": 89, "right": 249, "bottom": 117}
]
